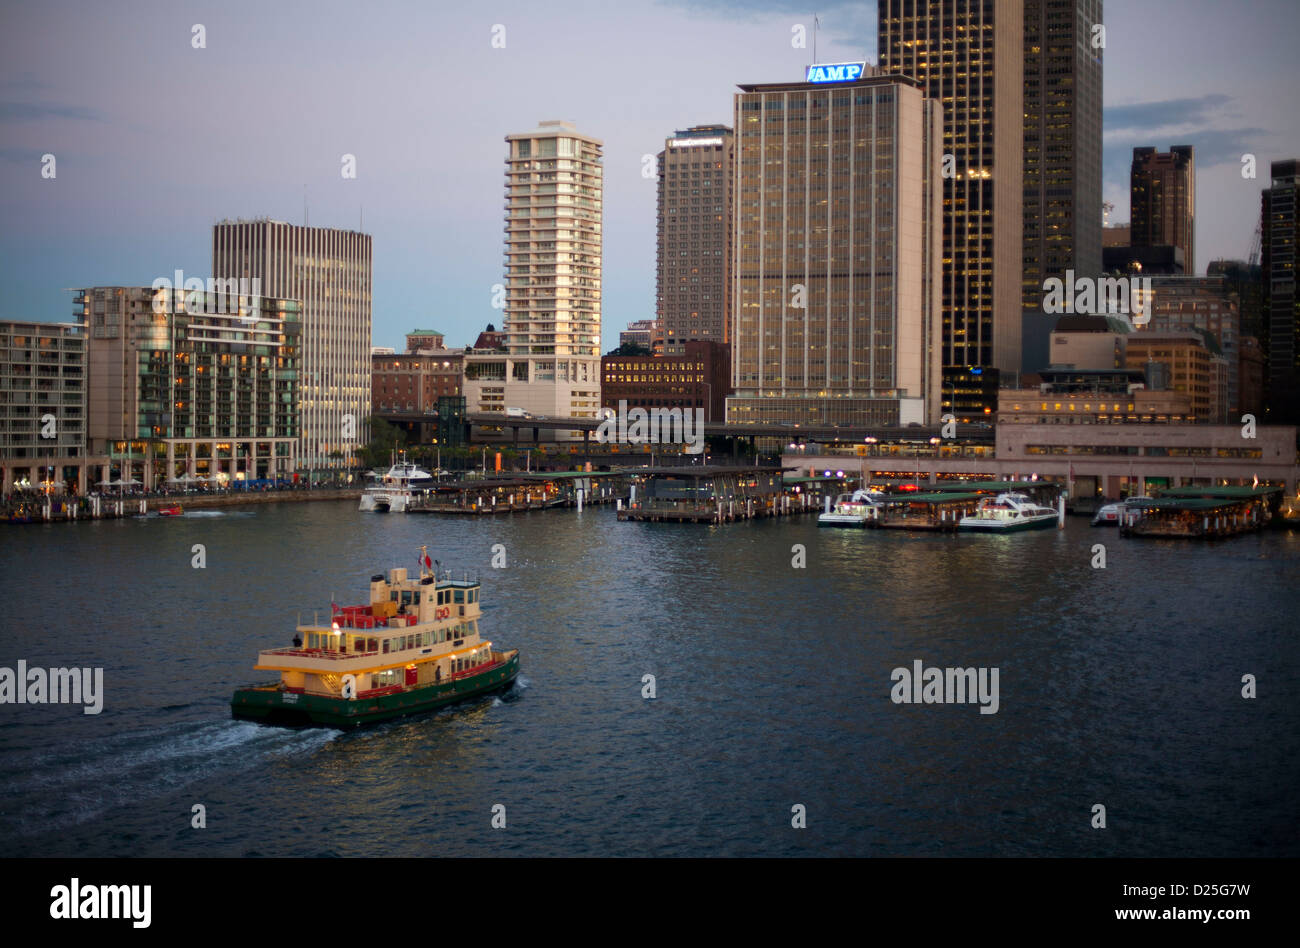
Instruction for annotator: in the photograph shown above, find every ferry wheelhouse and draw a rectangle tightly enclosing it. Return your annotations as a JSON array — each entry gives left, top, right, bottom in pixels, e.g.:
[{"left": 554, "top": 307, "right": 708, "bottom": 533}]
[
  {"left": 359, "top": 454, "right": 433, "bottom": 512},
  {"left": 231, "top": 550, "right": 519, "bottom": 728}
]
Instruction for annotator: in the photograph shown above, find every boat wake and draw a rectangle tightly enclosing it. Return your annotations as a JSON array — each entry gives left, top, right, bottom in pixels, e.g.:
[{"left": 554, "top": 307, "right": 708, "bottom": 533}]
[{"left": 0, "top": 719, "right": 337, "bottom": 837}]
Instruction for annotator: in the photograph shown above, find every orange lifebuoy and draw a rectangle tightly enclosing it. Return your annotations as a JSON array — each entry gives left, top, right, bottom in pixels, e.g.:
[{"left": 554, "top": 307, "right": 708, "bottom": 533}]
[{"left": 436, "top": 606, "right": 450, "bottom": 619}]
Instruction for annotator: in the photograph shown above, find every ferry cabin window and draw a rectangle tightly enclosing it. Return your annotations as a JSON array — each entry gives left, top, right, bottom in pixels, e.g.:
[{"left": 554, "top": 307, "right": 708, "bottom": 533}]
[
  {"left": 382, "top": 639, "right": 390, "bottom": 654},
  {"left": 454, "top": 589, "right": 465, "bottom": 604}
]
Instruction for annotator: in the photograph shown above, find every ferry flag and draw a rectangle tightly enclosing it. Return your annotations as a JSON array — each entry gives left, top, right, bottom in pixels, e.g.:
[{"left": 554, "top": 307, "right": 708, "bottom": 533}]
[{"left": 424, "top": 554, "right": 432, "bottom": 569}]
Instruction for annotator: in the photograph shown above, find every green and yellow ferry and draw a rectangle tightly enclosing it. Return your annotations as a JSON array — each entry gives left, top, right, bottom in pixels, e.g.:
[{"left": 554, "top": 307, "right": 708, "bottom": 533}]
[{"left": 232, "top": 549, "right": 519, "bottom": 728}]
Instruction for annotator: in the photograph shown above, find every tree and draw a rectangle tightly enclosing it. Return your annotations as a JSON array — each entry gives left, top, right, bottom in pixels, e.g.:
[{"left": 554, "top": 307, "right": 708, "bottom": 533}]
[
  {"left": 361, "top": 416, "right": 407, "bottom": 468},
  {"left": 605, "top": 342, "right": 650, "bottom": 357}
]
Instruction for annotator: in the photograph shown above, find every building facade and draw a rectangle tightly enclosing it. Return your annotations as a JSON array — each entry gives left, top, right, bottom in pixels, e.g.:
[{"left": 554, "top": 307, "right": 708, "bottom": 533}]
[
  {"left": 657, "top": 125, "right": 734, "bottom": 354},
  {"left": 618, "top": 319, "right": 659, "bottom": 352},
  {"left": 1124, "top": 331, "right": 1214, "bottom": 421},
  {"left": 77, "top": 285, "right": 301, "bottom": 487},
  {"left": 1142, "top": 276, "right": 1241, "bottom": 414},
  {"left": 1047, "top": 315, "right": 1130, "bottom": 371},
  {"left": 602, "top": 340, "right": 730, "bottom": 422},
  {"left": 878, "top": 0, "right": 1025, "bottom": 398},
  {"left": 479, "top": 119, "right": 603, "bottom": 437},
  {"left": 0, "top": 318, "right": 97, "bottom": 494},
  {"left": 1262, "top": 159, "right": 1299, "bottom": 424},
  {"left": 1022, "top": 0, "right": 1104, "bottom": 378},
  {"left": 371, "top": 352, "right": 464, "bottom": 415},
  {"left": 1130, "top": 146, "right": 1196, "bottom": 275},
  {"left": 212, "top": 219, "right": 372, "bottom": 471},
  {"left": 726, "top": 70, "right": 944, "bottom": 428}
]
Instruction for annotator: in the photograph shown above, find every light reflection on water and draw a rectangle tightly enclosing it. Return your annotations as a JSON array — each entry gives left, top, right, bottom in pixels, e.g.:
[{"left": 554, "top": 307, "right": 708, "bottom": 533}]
[{"left": 0, "top": 501, "right": 1297, "bottom": 856}]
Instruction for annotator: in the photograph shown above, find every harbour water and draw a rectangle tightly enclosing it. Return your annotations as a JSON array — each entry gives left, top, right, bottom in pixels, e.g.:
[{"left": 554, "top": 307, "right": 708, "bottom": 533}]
[{"left": 2, "top": 501, "right": 1298, "bottom": 857}]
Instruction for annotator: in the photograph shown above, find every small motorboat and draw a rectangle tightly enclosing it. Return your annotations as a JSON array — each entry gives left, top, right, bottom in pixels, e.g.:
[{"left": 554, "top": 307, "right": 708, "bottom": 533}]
[{"left": 158, "top": 504, "right": 184, "bottom": 517}]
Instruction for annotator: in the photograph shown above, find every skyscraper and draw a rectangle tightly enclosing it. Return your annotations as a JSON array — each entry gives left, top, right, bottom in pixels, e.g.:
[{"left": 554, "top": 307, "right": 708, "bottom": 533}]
[
  {"left": 1131, "top": 146, "right": 1196, "bottom": 274},
  {"left": 212, "top": 220, "right": 372, "bottom": 473},
  {"left": 726, "top": 69, "right": 944, "bottom": 428},
  {"left": 1022, "top": 0, "right": 1104, "bottom": 375},
  {"left": 878, "top": 0, "right": 1025, "bottom": 417},
  {"left": 657, "top": 125, "right": 734, "bottom": 355},
  {"left": 499, "top": 120, "right": 603, "bottom": 430},
  {"left": 1262, "top": 158, "right": 1299, "bottom": 422}
]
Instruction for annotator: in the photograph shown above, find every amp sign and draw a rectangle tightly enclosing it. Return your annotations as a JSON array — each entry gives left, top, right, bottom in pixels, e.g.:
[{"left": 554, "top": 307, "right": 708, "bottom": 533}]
[{"left": 805, "top": 62, "right": 866, "bottom": 83}]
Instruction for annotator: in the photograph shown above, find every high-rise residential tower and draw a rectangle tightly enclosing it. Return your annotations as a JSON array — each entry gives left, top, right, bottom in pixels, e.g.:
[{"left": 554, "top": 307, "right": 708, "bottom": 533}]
[
  {"left": 475, "top": 119, "right": 602, "bottom": 435},
  {"left": 1130, "top": 146, "right": 1196, "bottom": 274},
  {"left": 878, "top": 0, "right": 1025, "bottom": 417},
  {"left": 657, "top": 125, "right": 734, "bottom": 355},
  {"left": 725, "top": 69, "right": 944, "bottom": 428},
  {"left": 212, "top": 220, "right": 372, "bottom": 473},
  {"left": 1022, "top": 0, "right": 1104, "bottom": 375},
  {"left": 1262, "top": 158, "right": 1299, "bottom": 423}
]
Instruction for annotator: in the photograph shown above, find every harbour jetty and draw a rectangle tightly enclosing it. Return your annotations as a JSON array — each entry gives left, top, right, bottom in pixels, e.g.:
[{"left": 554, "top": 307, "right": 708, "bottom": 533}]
[
  {"left": 2, "top": 488, "right": 361, "bottom": 524},
  {"left": 617, "top": 466, "right": 838, "bottom": 523},
  {"left": 1120, "top": 485, "right": 1282, "bottom": 539},
  {"left": 871, "top": 491, "right": 983, "bottom": 531},
  {"left": 407, "top": 472, "right": 624, "bottom": 515}
]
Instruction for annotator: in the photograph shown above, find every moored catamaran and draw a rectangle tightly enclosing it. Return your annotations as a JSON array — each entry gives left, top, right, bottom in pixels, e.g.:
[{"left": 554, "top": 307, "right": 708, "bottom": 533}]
[
  {"left": 958, "top": 491, "right": 1060, "bottom": 532},
  {"left": 231, "top": 548, "right": 519, "bottom": 728}
]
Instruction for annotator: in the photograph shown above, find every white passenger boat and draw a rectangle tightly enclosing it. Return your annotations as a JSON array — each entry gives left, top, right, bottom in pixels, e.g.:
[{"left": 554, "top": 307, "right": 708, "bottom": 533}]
[
  {"left": 359, "top": 454, "right": 433, "bottom": 513},
  {"left": 1091, "top": 496, "right": 1155, "bottom": 527},
  {"left": 818, "top": 489, "right": 885, "bottom": 527},
  {"left": 958, "top": 492, "right": 1059, "bottom": 532}
]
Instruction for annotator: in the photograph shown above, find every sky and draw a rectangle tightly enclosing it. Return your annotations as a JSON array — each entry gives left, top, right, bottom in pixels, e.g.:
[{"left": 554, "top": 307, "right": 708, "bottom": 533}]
[{"left": 1, "top": 0, "right": 1297, "bottom": 353}]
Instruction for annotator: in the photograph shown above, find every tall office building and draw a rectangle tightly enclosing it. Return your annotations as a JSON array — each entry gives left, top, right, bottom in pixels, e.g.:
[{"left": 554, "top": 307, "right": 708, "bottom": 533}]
[
  {"left": 212, "top": 220, "right": 372, "bottom": 472},
  {"left": 1262, "top": 159, "right": 1299, "bottom": 422},
  {"left": 657, "top": 125, "right": 734, "bottom": 354},
  {"left": 1131, "top": 146, "right": 1196, "bottom": 274},
  {"left": 479, "top": 119, "right": 602, "bottom": 436},
  {"left": 726, "top": 69, "right": 944, "bottom": 428},
  {"left": 1022, "top": 0, "right": 1104, "bottom": 375},
  {"left": 878, "top": 0, "right": 1025, "bottom": 417}
]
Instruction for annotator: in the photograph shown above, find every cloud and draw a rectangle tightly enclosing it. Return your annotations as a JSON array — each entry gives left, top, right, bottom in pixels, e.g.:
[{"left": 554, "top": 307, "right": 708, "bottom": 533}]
[
  {"left": 0, "top": 147, "right": 52, "bottom": 164},
  {"left": 1104, "top": 94, "right": 1234, "bottom": 133},
  {"left": 0, "top": 101, "right": 102, "bottom": 123}
]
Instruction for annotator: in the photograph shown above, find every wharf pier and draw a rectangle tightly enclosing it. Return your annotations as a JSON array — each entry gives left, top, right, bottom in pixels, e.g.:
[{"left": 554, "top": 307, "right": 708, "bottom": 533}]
[
  {"left": 617, "top": 467, "right": 839, "bottom": 524},
  {"left": 2, "top": 488, "right": 361, "bottom": 524},
  {"left": 1120, "top": 486, "right": 1282, "bottom": 539},
  {"left": 407, "top": 472, "right": 624, "bottom": 516},
  {"left": 870, "top": 492, "right": 983, "bottom": 531}
]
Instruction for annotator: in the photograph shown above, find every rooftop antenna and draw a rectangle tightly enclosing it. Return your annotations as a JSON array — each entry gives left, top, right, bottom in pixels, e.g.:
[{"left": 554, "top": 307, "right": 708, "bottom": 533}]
[
  {"left": 813, "top": 13, "right": 819, "bottom": 62},
  {"left": 304, "top": 185, "right": 308, "bottom": 227}
]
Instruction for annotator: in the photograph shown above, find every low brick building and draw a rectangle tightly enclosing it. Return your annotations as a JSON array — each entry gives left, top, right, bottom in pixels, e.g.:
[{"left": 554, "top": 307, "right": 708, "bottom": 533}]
[{"left": 601, "top": 340, "right": 730, "bottom": 422}]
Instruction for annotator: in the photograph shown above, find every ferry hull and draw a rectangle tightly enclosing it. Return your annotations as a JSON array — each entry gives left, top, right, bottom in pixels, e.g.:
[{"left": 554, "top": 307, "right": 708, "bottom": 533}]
[
  {"left": 817, "top": 514, "right": 873, "bottom": 528},
  {"left": 958, "top": 515, "right": 1058, "bottom": 533},
  {"left": 231, "top": 652, "right": 520, "bottom": 729}
]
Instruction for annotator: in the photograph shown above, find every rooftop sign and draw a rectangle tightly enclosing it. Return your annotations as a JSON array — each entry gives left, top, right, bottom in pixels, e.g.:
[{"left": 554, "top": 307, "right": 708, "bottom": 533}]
[
  {"left": 668, "top": 137, "right": 724, "bottom": 148},
  {"left": 805, "top": 62, "right": 866, "bottom": 83}
]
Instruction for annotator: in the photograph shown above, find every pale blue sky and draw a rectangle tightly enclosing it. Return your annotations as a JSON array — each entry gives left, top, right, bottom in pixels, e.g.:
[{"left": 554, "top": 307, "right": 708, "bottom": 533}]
[{"left": 1, "top": 0, "right": 1296, "bottom": 351}]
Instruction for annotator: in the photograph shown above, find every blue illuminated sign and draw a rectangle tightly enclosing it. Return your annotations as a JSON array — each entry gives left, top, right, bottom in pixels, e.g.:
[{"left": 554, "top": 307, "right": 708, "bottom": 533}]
[{"left": 805, "top": 62, "right": 866, "bottom": 83}]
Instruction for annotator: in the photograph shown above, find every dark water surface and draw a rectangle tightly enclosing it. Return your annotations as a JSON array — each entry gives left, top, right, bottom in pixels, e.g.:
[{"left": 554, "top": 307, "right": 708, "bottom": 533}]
[{"left": 2, "top": 499, "right": 1298, "bottom": 856}]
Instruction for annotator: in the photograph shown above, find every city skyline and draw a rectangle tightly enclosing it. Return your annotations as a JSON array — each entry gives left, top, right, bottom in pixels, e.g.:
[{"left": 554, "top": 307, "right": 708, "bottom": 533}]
[{"left": 1, "top": 0, "right": 1297, "bottom": 357}]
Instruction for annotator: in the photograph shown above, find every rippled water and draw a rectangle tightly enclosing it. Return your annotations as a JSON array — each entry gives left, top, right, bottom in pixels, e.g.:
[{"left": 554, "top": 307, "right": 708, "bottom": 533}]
[{"left": 1, "top": 500, "right": 1297, "bottom": 856}]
